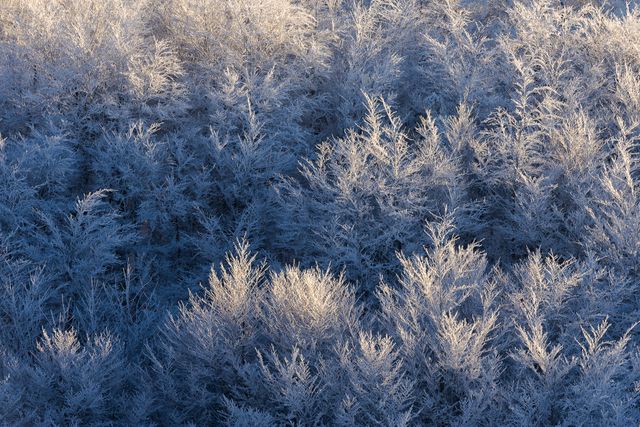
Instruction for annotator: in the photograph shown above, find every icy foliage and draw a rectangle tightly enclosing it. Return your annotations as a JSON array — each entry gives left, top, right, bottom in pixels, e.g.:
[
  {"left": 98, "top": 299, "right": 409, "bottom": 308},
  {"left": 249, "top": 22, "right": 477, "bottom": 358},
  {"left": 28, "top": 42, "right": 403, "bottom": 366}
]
[{"left": 1, "top": 0, "right": 640, "bottom": 424}]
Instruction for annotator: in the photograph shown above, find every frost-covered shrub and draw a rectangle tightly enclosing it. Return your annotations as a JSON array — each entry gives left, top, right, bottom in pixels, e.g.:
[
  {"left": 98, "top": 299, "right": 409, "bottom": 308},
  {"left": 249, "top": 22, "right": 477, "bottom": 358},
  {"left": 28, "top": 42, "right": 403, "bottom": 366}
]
[
  {"left": 150, "top": 242, "right": 266, "bottom": 423},
  {"left": 145, "top": 0, "right": 329, "bottom": 138},
  {"left": 585, "top": 134, "right": 640, "bottom": 275},
  {"left": 325, "top": 0, "right": 426, "bottom": 131},
  {"left": 422, "top": 0, "right": 506, "bottom": 117},
  {"left": 262, "top": 266, "right": 360, "bottom": 359},
  {"left": 277, "top": 96, "right": 461, "bottom": 286},
  {"left": 337, "top": 332, "right": 415, "bottom": 426},
  {"left": 0, "top": 141, "right": 40, "bottom": 239},
  {"left": 256, "top": 346, "right": 325, "bottom": 424},
  {"left": 378, "top": 218, "right": 501, "bottom": 425},
  {"left": 0, "top": 0, "right": 184, "bottom": 135},
  {"left": 508, "top": 318, "right": 640, "bottom": 426},
  {"left": 3, "top": 127, "right": 79, "bottom": 201},
  {"left": 0, "top": 329, "right": 137, "bottom": 425},
  {"left": 25, "top": 190, "right": 136, "bottom": 303},
  {"left": 0, "top": 260, "right": 51, "bottom": 355},
  {"left": 473, "top": 75, "right": 606, "bottom": 260}
]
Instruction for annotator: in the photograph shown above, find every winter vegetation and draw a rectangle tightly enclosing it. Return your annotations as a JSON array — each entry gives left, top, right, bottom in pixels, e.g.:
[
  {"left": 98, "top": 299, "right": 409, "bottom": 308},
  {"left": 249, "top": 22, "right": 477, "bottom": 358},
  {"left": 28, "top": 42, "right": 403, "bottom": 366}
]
[{"left": 1, "top": 0, "right": 640, "bottom": 424}]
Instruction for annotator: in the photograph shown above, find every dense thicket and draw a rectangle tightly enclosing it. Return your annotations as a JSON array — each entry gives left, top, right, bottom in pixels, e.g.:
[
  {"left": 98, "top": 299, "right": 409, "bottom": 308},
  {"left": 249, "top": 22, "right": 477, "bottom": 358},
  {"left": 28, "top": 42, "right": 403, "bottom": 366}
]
[{"left": 1, "top": 0, "right": 640, "bottom": 425}]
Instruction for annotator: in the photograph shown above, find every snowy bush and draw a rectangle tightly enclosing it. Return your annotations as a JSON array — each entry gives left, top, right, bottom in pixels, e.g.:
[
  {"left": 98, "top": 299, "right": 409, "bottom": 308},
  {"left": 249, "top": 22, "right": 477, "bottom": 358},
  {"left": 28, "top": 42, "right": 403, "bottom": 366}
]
[{"left": 1, "top": 0, "right": 640, "bottom": 424}]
